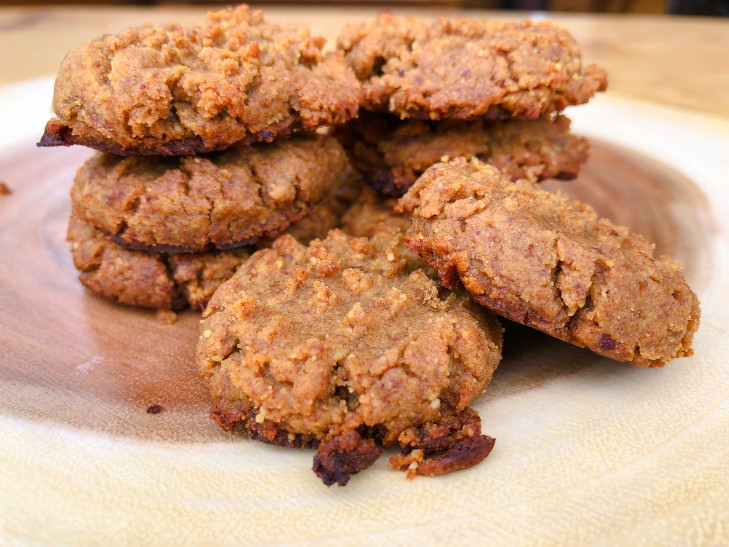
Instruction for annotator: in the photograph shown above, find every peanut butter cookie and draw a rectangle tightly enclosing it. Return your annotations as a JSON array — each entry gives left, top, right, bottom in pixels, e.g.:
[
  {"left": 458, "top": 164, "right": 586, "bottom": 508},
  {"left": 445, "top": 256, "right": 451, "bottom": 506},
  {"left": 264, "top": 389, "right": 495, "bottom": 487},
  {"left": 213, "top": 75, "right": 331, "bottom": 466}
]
[
  {"left": 397, "top": 158, "right": 700, "bottom": 368},
  {"left": 67, "top": 182, "right": 355, "bottom": 310},
  {"left": 338, "top": 14, "right": 607, "bottom": 120},
  {"left": 336, "top": 112, "right": 588, "bottom": 195},
  {"left": 197, "top": 229, "right": 502, "bottom": 485},
  {"left": 68, "top": 215, "right": 249, "bottom": 311},
  {"left": 71, "top": 134, "right": 355, "bottom": 253},
  {"left": 40, "top": 6, "right": 361, "bottom": 155}
]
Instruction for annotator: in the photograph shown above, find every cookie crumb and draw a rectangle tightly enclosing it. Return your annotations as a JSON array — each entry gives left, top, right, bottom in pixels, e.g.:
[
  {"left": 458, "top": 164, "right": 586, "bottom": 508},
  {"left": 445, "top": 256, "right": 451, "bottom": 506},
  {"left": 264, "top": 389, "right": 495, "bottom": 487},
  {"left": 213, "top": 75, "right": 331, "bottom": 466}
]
[
  {"left": 146, "top": 404, "right": 162, "bottom": 414},
  {"left": 0, "top": 181, "right": 11, "bottom": 195},
  {"left": 155, "top": 309, "right": 177, "bottom": 325}
]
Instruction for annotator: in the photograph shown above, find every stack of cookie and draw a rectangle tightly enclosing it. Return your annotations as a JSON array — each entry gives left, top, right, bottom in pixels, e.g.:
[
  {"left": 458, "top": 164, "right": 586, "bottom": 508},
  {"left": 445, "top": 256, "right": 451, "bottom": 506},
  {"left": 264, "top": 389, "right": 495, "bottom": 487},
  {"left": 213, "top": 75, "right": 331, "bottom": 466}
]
[
  {"left": 335, "top": 14, "right": 607, "bottom": 196},
  {"left": 40, "top": 7, "right": 702, "bottom": 488},
  {"left": 40, "top": 6, "right": 363, "bottom": 312},
  {"left": 197, "top": 14, "right": 699, "bottom": 486}
]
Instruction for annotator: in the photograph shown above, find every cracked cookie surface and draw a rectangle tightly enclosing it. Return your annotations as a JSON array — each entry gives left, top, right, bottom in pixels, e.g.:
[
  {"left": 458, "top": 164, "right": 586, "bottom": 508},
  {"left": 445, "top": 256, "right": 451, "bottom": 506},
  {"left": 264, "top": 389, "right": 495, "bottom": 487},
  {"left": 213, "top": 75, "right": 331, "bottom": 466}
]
[
  {"left": 336, "top": 112, "right": 588, "bottom": 196},
  {"left": 71, "top": 134, "right": 354, "bottom": 252},
  {"left": 196, "top": 229, "right": 502, "bottom": 484},
  {"left": 39, "top": 6, "right": 361, "bottom": 155},
  {"left": 397, "top": 157, "right": 700, "bottom": 367},
  {"left": 338, "top": 14, "right": 607, "bottom": 120}
]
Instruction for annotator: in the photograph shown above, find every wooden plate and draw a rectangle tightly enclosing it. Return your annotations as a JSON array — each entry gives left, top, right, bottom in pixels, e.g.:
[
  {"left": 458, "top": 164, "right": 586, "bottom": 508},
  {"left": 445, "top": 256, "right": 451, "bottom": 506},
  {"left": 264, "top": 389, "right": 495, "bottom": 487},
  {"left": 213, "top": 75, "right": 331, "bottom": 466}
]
[{"left": 1, "top": 80, "right": 728, "bottom": 543}]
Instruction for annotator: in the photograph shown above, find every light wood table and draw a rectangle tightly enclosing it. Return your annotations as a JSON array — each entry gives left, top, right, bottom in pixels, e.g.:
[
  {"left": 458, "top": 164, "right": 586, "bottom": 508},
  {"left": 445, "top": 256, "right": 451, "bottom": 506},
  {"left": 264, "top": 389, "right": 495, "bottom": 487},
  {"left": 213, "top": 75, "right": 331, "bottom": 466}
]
[{"left": 1, "top": 6, "right": 728, "bottom": 545}]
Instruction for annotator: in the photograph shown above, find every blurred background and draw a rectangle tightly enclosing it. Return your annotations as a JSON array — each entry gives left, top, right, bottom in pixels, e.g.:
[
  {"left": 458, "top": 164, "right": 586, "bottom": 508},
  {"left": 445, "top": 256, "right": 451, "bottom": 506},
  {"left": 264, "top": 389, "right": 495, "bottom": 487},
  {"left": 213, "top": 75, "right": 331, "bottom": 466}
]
[{"left": 0, "top": 0, "right": 727, "bottom": 17}]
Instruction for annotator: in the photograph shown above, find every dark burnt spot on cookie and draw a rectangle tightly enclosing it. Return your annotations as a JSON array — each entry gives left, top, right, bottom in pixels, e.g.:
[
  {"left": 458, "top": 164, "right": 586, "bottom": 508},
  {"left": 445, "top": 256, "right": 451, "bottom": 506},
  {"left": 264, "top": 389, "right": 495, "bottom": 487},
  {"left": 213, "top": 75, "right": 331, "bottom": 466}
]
[
  {"left": 313, "top": 431, "right": 383, "bottom": 486},
  {"left": 598, "top": 333, "right": 618, "bottom": 352},
  {"left": 245, "top": 416, "right": 320, "bottom": 450},
  {"left": 389, "top": 407, "right": 495, "bottom": 478}
]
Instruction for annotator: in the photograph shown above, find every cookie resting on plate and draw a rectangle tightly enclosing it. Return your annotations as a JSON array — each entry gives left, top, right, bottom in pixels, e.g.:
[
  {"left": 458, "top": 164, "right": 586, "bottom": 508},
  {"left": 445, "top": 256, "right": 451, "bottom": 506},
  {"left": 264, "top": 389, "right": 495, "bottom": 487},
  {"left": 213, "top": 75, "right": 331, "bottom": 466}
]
[
  {"left": 396, "top": 157, "right": 700, "bottom": 368},
  {"left": 39, "top": 6, "right": 361, "bottom": 156},
  {"left": 71, "top": 134, "right": 355, "bottom": 253},
  {"left": 196, "top": 229, "right": 503, "bottom": 485},
  {"left": 335, "top": 112, "right": 588, "bottom": 196},
  {"left": 338, "top": 14, "right": 607, "bottom": 120}
]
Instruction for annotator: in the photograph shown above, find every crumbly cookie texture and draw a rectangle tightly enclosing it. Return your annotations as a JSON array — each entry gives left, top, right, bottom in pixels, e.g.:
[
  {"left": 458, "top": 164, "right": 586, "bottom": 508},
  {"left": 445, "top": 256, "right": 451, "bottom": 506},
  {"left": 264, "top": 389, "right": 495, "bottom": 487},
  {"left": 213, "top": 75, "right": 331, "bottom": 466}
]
[
  {"left": 71, "top": 134, "right": 354, "bottom": 253},
  {"left": 68, "top": 215, "right": 249, "bottom": 311},
  {"left": 339, "top": 186, "right": 427, "bottom": 274},
  {"left": 338, "top": 14, "right": 607, "bottom": 120},
  {"left": 196, "top": 229, "right": 502, "bottom": 485},
  {"left": 67, "top": 182, "right": 354, "bottom": 311},
  {"left": 340, "top": 186, "right": 410, "bottom": 239},
  {"left": 397, "top": 158, "right": 700, "bottom": 368},
  {"left": 39, "top": 6, "right": 361, "bottom": 155},
  {"left": 336, "top": 112, "right": 588, "bottom": 196}
]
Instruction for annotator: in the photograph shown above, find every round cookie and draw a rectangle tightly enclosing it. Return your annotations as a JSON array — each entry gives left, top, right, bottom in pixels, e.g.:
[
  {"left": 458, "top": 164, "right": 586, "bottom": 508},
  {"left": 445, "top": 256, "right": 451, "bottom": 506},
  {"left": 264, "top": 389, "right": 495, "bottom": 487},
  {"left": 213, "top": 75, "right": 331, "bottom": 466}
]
[
  {"left": 338, "top": 14, "right": 607, "bottom": 121},
  {"left": 67, "top": 182, "right": 357, "bottom": 311},
  {"left": 335, "top": 112, "right": 588, "bottom": 196},
  {"left": 71, "top": 134, "right": 355, "bottom": 253},
  {"left": 397, "top": 157, "right": 700, "bottom": 368},
  {"left": 196, "top": 229, "right": 503, "bottom": 485},
  {"left": 39, "top": 6, "right": 361, "bottom": 156}
]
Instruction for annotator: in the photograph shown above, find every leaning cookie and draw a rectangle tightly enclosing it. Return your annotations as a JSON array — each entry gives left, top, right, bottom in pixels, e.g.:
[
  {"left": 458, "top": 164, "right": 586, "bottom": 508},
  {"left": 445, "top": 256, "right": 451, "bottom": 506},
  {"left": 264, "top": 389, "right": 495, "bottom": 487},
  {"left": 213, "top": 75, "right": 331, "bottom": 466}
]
[
  {"left": 196, "top": 229, "right": 502, "bottom": 485},
  {"left": 397, "top": 158, "right": 700, "bottom": 368},
  {"left": 39, "top": 6, "right": 361, "bottom": 156},
  {"left": 336, "top": 112, "right": 588, "bottom": 196},
  {"left": 71, "top": 134, "right": 354, "bottom": 253},
  {"left": 338, "top": 14, "right": 606, "bottom": 121}
]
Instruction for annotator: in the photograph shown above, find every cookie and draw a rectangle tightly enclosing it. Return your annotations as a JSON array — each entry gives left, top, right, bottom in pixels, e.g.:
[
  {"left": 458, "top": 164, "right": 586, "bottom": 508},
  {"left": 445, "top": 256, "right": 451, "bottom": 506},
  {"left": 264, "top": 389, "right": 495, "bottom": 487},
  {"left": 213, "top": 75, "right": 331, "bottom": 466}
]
[
  {"left": 196, "top": 229, "right": 502, "bottom": 485},
  {"left": 336, "top": 112, "right": 588, "bottom": 196},
  {"left": 68, "top": 215, "right": 249, "bottom": 311},
  {"left": 71, "top": 134, "right": 355, "bottom": 253},
  {"left": 338, "top": 14, "right": 607, "bottom": 120},
  {"left": 397, "top": 157, "right": 700, "bottom": 368},
  {"left": 255, "top": 171, "right": 363, "bottom": 249},
  {"left": 67, "top": 184, "right": 353, "bottom": 310},
  {"left": 39, "top": 6, "right": 361, "bottom": 156},
  {"left": 338, "top": 186, "right": 429, "bottom": 275},
  {"left": 340, "top": 186, "right": 411, "bottom": 239}
]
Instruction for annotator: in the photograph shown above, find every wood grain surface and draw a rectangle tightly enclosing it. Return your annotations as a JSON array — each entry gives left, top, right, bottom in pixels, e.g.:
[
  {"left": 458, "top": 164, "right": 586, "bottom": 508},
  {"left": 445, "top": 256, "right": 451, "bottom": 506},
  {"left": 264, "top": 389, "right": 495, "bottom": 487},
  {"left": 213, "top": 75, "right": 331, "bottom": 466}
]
[
  {"left": 1, "top": 5, "right": 729, "bottom": 543},
  {"left": 2, "top": 92, "right": 728, "bottom": 543},
  {"left": 0, "top": 137, "right": 708, "bottom": 442}
]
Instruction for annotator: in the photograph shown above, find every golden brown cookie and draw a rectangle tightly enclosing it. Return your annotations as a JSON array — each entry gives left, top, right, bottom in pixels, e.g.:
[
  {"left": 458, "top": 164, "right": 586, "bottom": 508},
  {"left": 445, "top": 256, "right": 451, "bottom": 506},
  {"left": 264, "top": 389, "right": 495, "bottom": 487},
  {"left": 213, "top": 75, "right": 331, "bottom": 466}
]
[
  {"left": 68, "top": 215, "right": 249, "bottom": 311},
  {"left": 338, "top": 14, "right": 607, "bottom": 120},
  {"left": 39, "top": 6, "right": 361, "bottom": 155},
  {"left": 67, "top": 183, "right": 355, "bottom": 310},
  {"left": 397, "top": 157, "right": 700, "bottom": 368},
  {"left": 71, "top": 134, "right": 355, "bottom": 253},
  {"left": 335, "top": 112, "right": 588, "bottom": 196},
  {"left": 196, "top": 229, "right": 502, "bottom": 485}
]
